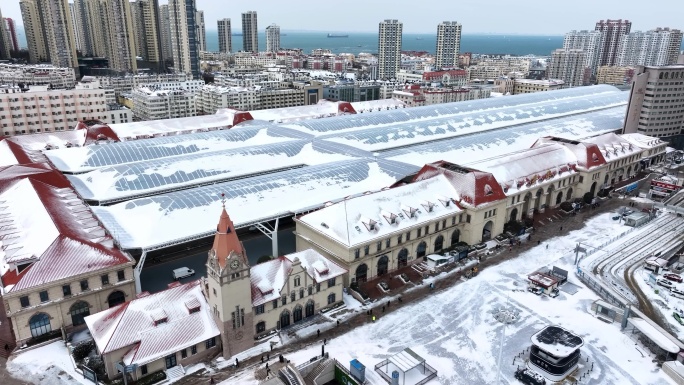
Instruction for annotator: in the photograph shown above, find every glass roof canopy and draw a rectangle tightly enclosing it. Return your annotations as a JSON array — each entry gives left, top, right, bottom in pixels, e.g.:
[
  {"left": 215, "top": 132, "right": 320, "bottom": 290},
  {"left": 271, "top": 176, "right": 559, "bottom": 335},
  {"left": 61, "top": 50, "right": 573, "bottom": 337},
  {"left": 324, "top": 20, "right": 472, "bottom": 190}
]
[
  {"left": 46, "top": 124, "right": 309, "bottom": 173},
  {"left": 282, "top": 85, "right": 623, "bottom": 135},
  {"left": 68, "top": 139, "right": 360, "bottom": 204},
  {"left": 380, "top": 106, "right": 627, "bottom": 167},
  {"left": 93, "top": 158, "right": 420, "bottom": 250},
  {"left": 317, "top": 91, "right": 627, "bottom": 152}
]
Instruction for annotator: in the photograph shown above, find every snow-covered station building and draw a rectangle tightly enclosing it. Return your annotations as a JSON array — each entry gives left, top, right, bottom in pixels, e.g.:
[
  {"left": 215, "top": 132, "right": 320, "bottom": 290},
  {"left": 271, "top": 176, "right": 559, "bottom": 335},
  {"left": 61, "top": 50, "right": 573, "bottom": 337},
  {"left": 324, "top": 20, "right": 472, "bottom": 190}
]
[{"left": 0, "top": 85, "right": 668, "bottom": 356}]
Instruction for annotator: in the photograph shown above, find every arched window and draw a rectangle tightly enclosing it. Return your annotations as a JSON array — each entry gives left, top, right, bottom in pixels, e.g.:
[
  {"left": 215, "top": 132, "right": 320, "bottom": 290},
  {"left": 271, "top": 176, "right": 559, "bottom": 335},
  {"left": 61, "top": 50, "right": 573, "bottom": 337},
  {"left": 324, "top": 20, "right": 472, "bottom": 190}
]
[
  {"left": 305, "top": 300, "right": 315, "bottom": 317},
  {"left": 69, "top": 301, "right": 90, "bottom": 326},
  {"left": 434, "top": 235, "right": 444, "bottom": 252},
  {"left": 397, "top": 248, "right": 408, "bottom": 268},
  {"left": 107, "top": 291, "right": 126, "bottom": 308},
  {"left": 451, "top": 229, "right": 460, "bottom": 246},
  {"left": 293, "top": 305, "right": 303, "bottom": 323},
  {"left": 256, "top": 321, "right": 266, "bottom": 334},
  {"left": 279, "top": 310, "right": 291, "bottom": 329},
  {"left": 355, "top": 263, "right": 368, "bottom": 283},
  {"left": 416, "top": 242, "right": 427, "bottom": 258},
  {"left": 377, "top": 255, "right": 389, "bottom": 276},
  {"left": 29, "top": 313, "right": 51, "bottom": 337},
  {"left": 327, "top": 293, "right": 336, "bottom": 305}
]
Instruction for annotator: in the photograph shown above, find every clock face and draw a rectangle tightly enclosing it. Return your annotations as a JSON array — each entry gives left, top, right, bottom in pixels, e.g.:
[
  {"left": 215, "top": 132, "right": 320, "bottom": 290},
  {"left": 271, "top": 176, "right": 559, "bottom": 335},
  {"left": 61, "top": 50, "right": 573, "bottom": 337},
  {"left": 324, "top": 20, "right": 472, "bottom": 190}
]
[{"left": 230, "top": 260, "right": 240, "bottom": 270}]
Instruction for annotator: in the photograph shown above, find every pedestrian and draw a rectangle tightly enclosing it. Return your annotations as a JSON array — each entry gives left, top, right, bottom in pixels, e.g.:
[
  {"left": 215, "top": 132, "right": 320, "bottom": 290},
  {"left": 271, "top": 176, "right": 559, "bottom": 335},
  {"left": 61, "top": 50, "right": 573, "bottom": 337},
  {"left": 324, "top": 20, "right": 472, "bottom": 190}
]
[
  {"left": 266, "top": 362, "right": 269, "bottom": 369},
  {"left": 546, "top": 244, "right": 549, "bottom": 249},
  {"left": 372, "top": 315, "right": 376, "bottom": 322},
  {"left": 509, "top": 246, "right": 512, "bottom": 252},
  {"left": 537, "top": 240, "right": 541, "bottom": 245},
  {"left": 387, "top": 300, "right": 390, "bottom": 308},
  {"left": 317, "top": 329, "right": 320, "bottom": 338},
  {"left": 267, "top": 353, "right": 270, "bottom": 360},
  {"left": 235, "top": 357, "right": 239, "bottom": 367},
  {"left": 261, "top": 356, "right": 264, "bottom": 363},
  {"left": 382, "top": 306, "right": 385, "bottom": 313},
  {"left": 337, "top": 319, "right": 340, "bottom": 326},
  {"left": 210, "top": 376, "right": 215, "bottom": 384},
  {"left": 560, "top": 226, "right": 563, "bottom": 231},
  {"left": 3, "top": 343, "right": 8, "bottom": 352},
  {"left": 398, "top": 296, "right": 403, "bottom": 303},
  {"left": 324, "top": 338, "right": 327, "bottom": 345}
]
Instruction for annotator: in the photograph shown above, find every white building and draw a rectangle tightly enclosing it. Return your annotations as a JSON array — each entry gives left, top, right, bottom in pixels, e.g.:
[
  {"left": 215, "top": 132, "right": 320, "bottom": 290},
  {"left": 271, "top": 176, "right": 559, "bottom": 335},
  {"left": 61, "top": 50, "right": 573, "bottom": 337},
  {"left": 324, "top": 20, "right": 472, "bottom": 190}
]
[
  {"left": 435, "top": 21, "right": 462, "bottom": 70},
  {"left": 595, "top": 19, "right": 631, "bottom": 67},
  {"left": 100, "top": 0, "right": 138, "bottom": 73},
  {"left": 563, "top": 30, "right": 602, "bottom": 75},
  {"left": 378, "top": 19, "right": 402, "bottom": 80},
  {"left": 131, "top": 86, "right": 197, "bottom": 120},
  {"left": 96, "top": 73, "right": 196, "bottom": 95},
  {"left": 547, "top": 49, "right": 586, "bottom": 87},
  {"left": 168, "top": 0, "right": 200, "bottom": 78},
  {"left": 242, "top": 11, "right": 258, "bottom": 53},
  {"left": 618, "top": 28, "right": 683, "bottom": 67},
  {"left": 266, "top": 23, "right": 280, "bottom": 53},
  {"left": 0, "top": 63, "right": 76, "bottom": 89},
  {"left": 0, "top": 78, "right": 123, "bottom": 136},
  {"left": 198, "top": 84, "right": 259, "bottom": 113},
  {"left": 218, "top": 18, "right": 232, "bottom": 53}
]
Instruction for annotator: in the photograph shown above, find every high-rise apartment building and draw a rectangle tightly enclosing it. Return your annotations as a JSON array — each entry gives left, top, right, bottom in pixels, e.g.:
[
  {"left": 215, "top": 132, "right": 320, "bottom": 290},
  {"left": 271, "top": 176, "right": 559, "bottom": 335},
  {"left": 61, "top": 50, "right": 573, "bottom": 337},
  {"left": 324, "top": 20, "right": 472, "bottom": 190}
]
[
  {"left": 159, "top": 4, "right": 172, "bottom": 64},
  {"left": 266, "top": 24, "right": 280, "bottom": 53},
  {"left": 624, "top": 65, "right": 684, "bottom": 137},
  {"left": 20, "top": 0, "right": 48, "bottom": 62},
  {"left": 130, "top": 0, "right": 164, "bottom": 69},
  {"left": 0, "top": 9, "right": 11, "bottom": 59},
  {"left": 196, "top": 10, "right": 206, "bottom": 52},
  {"left": 547, "top": 49, "right": 586, "bottom": 87},
  {"left": 72, "top": 0, "right": 106, "bottom": 57},
  {"left": 99, "top": 0, "right": 137, "bottom": 73},
  {"left": 218, "top": 18, "right": 232, "bottom": 53},
  {"left": 68, "top": 3, "right": 85, "bottom": 53},
  {"left": 595, "top": 19, "right": 631, "bottom": 66},
  {"left": 3, "top": 18, "right": 19, "bottom": 52},
  {"left": 168, "top": 0, "right": 200, "bottom": 78},
  {"left": 618, "top": 28, "right": 683, "bottom": 67},
  {"left": 563, "top": 30, "right": 602, "bottom": 75},
  {"left": 435, "top": 21, "right": 462, "bottom": 69},
  {"left": 242, "top": 11, "right": 258, "bottom": 53},
  {"left": 378, "top": 19, "right": 402, "bottom": 80}
]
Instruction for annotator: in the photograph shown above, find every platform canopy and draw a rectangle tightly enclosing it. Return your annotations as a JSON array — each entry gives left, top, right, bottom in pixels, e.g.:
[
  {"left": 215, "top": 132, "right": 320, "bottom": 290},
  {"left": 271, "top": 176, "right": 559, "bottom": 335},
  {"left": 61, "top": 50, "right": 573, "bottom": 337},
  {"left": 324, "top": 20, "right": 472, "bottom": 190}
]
[
  {"left": 389, "top": 348, "right": 425, "bottom": 372},
  {"left": 629, "top": 317, "right": 680, "bottom": 354}
]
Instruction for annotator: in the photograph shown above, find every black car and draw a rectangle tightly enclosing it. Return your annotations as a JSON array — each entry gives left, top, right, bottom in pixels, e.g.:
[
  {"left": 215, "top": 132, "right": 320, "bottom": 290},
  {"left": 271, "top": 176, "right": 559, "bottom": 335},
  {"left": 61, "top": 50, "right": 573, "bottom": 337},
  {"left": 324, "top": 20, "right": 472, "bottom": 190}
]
[{"left": 515, "top": 368, "right": 546, "bottom": 385}]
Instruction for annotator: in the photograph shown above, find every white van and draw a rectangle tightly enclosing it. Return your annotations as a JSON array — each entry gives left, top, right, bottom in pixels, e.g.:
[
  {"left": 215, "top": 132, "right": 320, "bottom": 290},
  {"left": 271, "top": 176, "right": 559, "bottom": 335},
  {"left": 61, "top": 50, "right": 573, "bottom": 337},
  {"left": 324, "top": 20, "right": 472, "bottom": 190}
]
[
  {"left": 657, "top": 278, "right": 674, "bottom": 289},
  {"left": 173, "top": 267, "right": 195, "bottom": 280}
]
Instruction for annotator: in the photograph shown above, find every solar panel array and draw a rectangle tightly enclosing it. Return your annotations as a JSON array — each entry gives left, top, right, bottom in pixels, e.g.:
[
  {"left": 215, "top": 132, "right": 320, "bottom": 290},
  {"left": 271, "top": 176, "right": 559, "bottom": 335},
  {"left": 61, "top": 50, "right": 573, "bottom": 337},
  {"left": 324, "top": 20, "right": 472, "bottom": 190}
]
[
  {"left": 284, "top": 85, "right": 622, "bottom": 134},
  {"left": 319, "top": 91, "right": 628, "bottom": 150}
]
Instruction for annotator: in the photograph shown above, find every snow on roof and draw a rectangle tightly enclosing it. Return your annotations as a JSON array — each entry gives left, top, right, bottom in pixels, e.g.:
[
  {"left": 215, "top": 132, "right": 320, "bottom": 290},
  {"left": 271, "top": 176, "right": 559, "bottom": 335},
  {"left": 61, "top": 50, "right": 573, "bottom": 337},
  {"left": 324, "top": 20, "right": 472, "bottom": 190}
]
[
  {"left": 382, "top": 106, "right": 626, "bottom": 167},
  {"left": 85, "top": 280, "right": 220, "bottom": 366},
  {"left": 620, "top": 133, "right": 665, "bottom": 150},
  {"left": 388, "top": 348, "right": 425, "bottom": 372},
  {"left": 281, "top": 85, "right": 626, "bottom": 137},
  {"left": 92, "top": 159, "right": 416, "bottom": 250},
  {"left": 528, "top": 272, "right": 559, "bottom": 288},
  {"left": 68, "top": 140, "right": 355, "bottom": 204},
  {"left": 250, "top": 249, "right": 347, "bottom": 307},
  {"left": 46, "top": 124, "right": 305, "bottom": 173},
  {"left": 628, "top": 317, "right": 679, "bottom": 354},
  {"left": 582, "top": 133, "right": 643, "bottom": 163},
  {"left": 413, "top": 162, "right": 506, "bottom": 208},
  {"left": 0, "top": 169, "right": 133, "bottom": 293},
  {"left": 298, "top": 174, "right": 463, "bottom": 248},
  {"left": 350, "top": 99, "right": 405, "bottom": 113},
  {"left": 0, "top": 140, "right": 19, "bottom": 166},
  {"left": 246, "top": 100, "right": 341, "bottom": 123},
  {"left": 108, "top": 113, "right": 238, "bottom": 140},
  {"left": 531, "top": 325, "right": 584, "bottom": 357},
  {"left": 466, "top": 143, "right": 578, "bottom": 195}
]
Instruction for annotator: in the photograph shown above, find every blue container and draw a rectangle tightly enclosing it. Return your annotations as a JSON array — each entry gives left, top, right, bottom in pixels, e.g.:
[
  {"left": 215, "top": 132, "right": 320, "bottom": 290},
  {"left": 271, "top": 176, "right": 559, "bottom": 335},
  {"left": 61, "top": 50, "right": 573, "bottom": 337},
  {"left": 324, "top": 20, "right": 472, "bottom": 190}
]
[{"left": 350, "top": 359, "right": 366, "bottom": 382}]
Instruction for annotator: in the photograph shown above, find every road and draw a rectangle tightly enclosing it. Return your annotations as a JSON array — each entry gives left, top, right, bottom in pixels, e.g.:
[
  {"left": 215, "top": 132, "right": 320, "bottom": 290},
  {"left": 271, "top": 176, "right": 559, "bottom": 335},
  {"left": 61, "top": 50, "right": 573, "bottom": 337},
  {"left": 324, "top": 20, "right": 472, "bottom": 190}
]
[{"left": 141, "top": 229, "right": 297, "bottom": 293}]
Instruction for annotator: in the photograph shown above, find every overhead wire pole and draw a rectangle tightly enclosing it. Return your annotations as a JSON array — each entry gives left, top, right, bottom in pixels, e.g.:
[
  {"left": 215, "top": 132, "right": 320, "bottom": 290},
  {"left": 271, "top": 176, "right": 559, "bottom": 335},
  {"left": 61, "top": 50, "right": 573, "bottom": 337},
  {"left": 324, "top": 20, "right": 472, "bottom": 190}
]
[
  {"left": 133, "top": 250, "right": 147, "bottom": 294},
  {"left": 254, "top": 218, "right": 280, "bottom": 257}
]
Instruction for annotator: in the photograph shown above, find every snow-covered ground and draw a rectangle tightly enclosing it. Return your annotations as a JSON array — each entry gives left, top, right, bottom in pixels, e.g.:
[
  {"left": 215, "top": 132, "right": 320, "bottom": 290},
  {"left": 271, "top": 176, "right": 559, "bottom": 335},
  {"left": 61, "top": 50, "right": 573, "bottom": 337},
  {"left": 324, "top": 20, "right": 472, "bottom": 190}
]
[
  {"left": 225, "top": 212, "right": 675, "bottom": 384},
  {"left": 635, "top": 266, "right": 684, "bottom": 340},
  {"left": 6, "top": 342, "right": 91, "bottom": 385}
]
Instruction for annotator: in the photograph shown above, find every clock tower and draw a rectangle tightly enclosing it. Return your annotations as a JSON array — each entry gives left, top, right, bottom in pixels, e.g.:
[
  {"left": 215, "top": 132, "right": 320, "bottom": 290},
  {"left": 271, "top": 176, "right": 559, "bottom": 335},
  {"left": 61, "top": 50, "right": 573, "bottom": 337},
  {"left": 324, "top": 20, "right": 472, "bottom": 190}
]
[{"left": 206, "top": 195, "right": 254, "bottom": 358}]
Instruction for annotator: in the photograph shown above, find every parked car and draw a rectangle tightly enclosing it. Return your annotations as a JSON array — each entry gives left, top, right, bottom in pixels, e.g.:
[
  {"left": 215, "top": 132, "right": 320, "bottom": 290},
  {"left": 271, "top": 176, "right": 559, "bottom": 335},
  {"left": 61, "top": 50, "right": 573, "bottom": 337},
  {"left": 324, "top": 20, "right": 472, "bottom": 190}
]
[
  {"left": 172, "top": 267, "right": 195, "bottom": 280},
  {"left": 657, "top": 279, "right": 674, "bottom": 289},
  {"left": 528, "top": 286, "right": 543, "bottom": 295},
  {"left": 514, "top": 368, "right": 546, "bottom": 385},
  {"left": 548, "top": 288, "right": 560, "bottom": 298},
  {"left": 664, "top": 273, "right": 683, "bottom": 283}
]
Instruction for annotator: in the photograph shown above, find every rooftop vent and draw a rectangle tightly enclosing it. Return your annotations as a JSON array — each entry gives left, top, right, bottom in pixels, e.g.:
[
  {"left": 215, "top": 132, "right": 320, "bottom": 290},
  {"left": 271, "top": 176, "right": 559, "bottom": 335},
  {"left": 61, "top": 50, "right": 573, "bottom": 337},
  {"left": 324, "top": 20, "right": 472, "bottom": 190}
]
[{"left": 321, "top": 222, "right": 329, "bottom": 229}]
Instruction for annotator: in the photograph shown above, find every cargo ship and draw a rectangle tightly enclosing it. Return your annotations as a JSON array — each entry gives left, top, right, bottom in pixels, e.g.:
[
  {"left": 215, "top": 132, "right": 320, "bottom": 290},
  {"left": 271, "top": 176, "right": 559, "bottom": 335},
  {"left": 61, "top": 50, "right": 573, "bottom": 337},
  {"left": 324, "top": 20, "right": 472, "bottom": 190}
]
[{"left": 327, "top": 33, "right": 349, "bottom": 38}]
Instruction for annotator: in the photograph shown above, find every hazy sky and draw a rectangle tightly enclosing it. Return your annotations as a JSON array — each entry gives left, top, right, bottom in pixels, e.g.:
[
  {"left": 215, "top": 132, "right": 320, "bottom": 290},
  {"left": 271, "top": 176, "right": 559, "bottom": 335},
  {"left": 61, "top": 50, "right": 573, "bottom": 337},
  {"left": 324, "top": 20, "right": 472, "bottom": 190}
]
[{"left": 1, "top": 0, "right": 682, "bottom": 35}]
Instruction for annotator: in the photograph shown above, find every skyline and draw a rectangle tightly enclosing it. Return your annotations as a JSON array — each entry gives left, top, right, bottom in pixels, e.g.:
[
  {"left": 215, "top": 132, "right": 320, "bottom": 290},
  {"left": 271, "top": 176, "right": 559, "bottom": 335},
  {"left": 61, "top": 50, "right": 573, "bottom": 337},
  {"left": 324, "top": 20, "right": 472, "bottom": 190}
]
[{"left": 1, "top": 0, "right": 683, "bottom": 37}]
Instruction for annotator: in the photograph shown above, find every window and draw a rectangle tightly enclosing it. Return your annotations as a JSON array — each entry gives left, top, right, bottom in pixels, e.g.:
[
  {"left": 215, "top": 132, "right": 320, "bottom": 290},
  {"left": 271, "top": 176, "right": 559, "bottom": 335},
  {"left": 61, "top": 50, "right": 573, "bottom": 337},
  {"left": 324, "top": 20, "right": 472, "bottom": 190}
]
[
  {"left": 282, "top": 296, "right": 287, "bottom": 306},
  {"left": 272, "top": 299, "right": 278, "bottom": 309},
  {"left": 255, "top": 304, "right": 265, "bottom": 314},
  {"left": 442, "top": 219, "right": 447, "bottom": 229},
  {"left": 294, "top": 276, "right": 301, "bottom": 287},
  {"left": 213, "top": 288, "right": 217, "bottom": 296},
  {"left": 165, "top": 353, "right": 177, "bottom": 369},
  {"left": 328, "top": 277, "right": 336, "bottom": 288},
  {"left": 452, "top": 216, "right": 456, "bottom": 225},
  {"left": 181, "top": 349, "right": 187, "bottom": 359},
  {"left": 80, "top": 280, "right": 89, "bottom": 291},
  {"left": 425, "top": 225, "right": 429, "bottom": 235},
  {"left": 377, "top": 241, "right": 382, "bottom": 252},
  {"left": 39, "top": 291, "right": 49, "bottom": 303},
  {"left": 417, "top": 228, "right": 422, "bottom": 237},
  {"left": 290, "top": 292, "right": 296, "bottom": 302},
  {"left": 385, "top": 238, "right": 391, "bottom": 248},
  {"left": 62, "top": 285, "right": 71, "bottom": 297},
  {"left": 141, "top": 365, "right": 148, "bottom": 375},
  {"left": 327, "top": 293, "right": 336, "bottom": 304},
  {"left": 101, "top": 274, "right": 109, "bottom": 286},
  {"left": 435, "top": 222, "right": 440, "bottom": 231},
  {"left": 308, "top": 285, "right": 313, "bottom": 295},
  {"left": 354, "top": 249, "right": 360, "bottom": 259},
  {"left": 317, "top": 283, "right": 321, "bottom": 292},
  {"left": 300, "top": 288, "right": 305, "bottom": 299},
  {"left": 257, "top": 321, "right": 266, "bottom": 333},
  {"left": 364, "top": 245, "right": 370, "bottom": 256},
  {"left": 397, "top": 234, "right": 403, "bottom": 244},
  {"left": 206, "top": 337, "right": 216, "bottom": 349},
  {"left": 20, "top": 296, "right": 30, "bottom": 308},
  {"left": 406, "top": 231, "right": 411, "bottom": 241}
]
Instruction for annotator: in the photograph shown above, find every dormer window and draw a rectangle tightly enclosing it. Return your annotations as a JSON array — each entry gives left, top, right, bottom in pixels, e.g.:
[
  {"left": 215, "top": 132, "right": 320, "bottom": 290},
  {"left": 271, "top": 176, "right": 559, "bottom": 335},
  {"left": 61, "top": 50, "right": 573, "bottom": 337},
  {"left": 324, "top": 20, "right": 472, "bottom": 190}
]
[
  {"left": 362, "top": 218, "right": 378, "bottom": 231},
  {"left": 403, "top": 206, "right": 418, "bottom": 218},
  {"left": 422, "top": 201, "right": 435, "bottom": 213},
  {"left": 484, "top": 184, "right": 493, "bottom": 196},
  {"left": 382, "top": 211, "right": 398, "bottom": 225}
]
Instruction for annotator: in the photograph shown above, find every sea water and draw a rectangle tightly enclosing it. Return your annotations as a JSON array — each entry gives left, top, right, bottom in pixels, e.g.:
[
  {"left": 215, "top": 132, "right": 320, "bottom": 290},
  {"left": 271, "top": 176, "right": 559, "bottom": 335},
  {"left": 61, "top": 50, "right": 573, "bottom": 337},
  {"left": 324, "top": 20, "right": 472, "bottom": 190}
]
[{"left": 206, "top": 31, "right": 567, "bottom": 56}]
